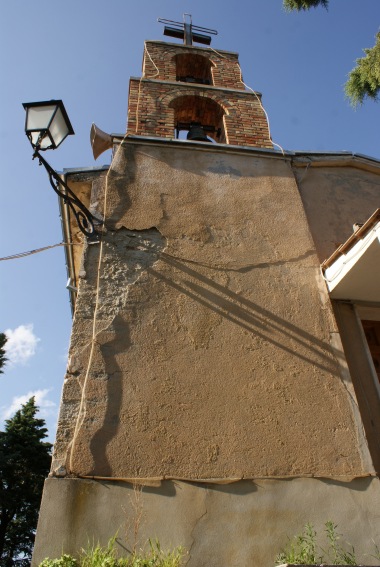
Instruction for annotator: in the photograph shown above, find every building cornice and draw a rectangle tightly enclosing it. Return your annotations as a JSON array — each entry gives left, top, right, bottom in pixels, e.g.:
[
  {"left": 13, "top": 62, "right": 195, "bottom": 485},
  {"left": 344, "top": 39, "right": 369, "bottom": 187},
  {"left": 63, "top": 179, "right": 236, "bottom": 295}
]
[
  {"left": 144, "top": 39, "right": 239, "bottom": 57},
  {"left": 112, "top": 134, "right": 380, "bottom": 174},
  {"left": 129, "top": 76, "right": 262, "bottom": 97}
]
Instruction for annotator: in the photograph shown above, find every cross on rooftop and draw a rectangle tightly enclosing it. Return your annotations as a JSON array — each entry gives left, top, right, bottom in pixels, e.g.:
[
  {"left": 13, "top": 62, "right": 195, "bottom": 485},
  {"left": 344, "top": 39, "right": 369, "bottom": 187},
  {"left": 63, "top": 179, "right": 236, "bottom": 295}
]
[{"left": 158, "top": 14, "right": 218, "bottom": 46}]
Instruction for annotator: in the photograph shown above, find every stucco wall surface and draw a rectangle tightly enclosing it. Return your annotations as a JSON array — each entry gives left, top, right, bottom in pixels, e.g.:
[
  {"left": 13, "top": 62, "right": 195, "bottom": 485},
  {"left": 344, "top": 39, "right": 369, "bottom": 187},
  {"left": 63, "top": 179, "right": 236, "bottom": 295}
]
[
  {"left": 32, "top": 477, "right": 380, "bottom": 567},
  {"left": 53, "top": 141, "right": 373, "bottom": 479},
  {"left": 295, "top": 164, "right": 380, "bottom": 262}
]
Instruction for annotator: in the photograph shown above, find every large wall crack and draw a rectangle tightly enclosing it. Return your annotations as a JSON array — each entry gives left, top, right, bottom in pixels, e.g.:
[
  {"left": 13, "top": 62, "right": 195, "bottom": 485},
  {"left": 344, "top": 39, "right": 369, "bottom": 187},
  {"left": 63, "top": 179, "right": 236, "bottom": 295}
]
[
  {"left": 101, "top": 227, "right": 166, "bottom": 286},
  {"left": 95, "top": 227, "right": 167, "bottom": 320}
]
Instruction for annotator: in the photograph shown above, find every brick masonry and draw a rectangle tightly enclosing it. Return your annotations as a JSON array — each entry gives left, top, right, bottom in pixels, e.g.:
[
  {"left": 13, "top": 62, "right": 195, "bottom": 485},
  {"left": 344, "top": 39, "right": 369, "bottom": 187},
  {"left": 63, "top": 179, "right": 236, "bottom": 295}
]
[{"left": 127, "top": 40, "right": 272, "bottom": 148}]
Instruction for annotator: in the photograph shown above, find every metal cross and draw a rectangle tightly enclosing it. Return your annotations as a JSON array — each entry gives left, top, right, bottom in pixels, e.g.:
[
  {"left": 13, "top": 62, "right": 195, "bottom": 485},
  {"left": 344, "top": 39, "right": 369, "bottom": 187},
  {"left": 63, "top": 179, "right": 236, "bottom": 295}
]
[{"left": 158, "top": 14, "right": 217, "bottom": 46}]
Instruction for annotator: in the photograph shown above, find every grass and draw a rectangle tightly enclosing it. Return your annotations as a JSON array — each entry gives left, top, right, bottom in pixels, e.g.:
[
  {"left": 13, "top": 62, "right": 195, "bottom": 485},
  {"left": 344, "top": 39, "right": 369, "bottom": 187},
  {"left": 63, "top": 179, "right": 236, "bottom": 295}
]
[
  {"left": 275, "top": 521, "right": 358, "bottom": 565},
  {"left": 275, "top": 523, "right": 322, "bottom": 565},
  {"left": 39, "top": 538, "right": 185, "bottom": 567}
]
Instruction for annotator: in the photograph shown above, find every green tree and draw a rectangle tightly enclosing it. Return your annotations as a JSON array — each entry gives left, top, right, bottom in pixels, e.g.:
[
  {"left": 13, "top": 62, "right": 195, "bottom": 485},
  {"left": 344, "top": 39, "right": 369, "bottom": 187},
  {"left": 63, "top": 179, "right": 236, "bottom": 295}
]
[
  {"left": 283, "top": 0, "right": 380, "bottom": 105},
  {"left": 0, "top": 398, "right": 52, "bottom": 566},
  {"left": 345, "top": 32, "right": 380, "bottom": 105},
  {"left": 0, "top": 333, "right": 7, "bottom": 374},
  {"left": 283, "top": 0, "right": 328, "bottom": 9}
]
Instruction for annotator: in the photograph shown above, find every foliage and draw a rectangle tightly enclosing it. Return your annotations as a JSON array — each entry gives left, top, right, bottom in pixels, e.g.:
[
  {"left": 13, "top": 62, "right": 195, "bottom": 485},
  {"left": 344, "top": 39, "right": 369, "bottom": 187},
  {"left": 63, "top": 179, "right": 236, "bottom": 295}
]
[
  {"left": 323, "top": 521, "right": 357, "bottom": 566},
  {"left": 276, "top": 523, "right": 322, "bottom": 565},
  {"left": 39, "top": 538, "right": 185, "bottom": 567},
  {"left": 371, "top": 543, "right": 380, "bottom": 561},
  {"left": 345, "top": 33, "right": 380, "bottom": 106},
  {"left": 275, "top": 521, "right": 357, "bottom": 565},
  {"left": 283, "top": 0, "right": 328, "bottom": 11},
  {"left": 282, "top": 0, "right": 380, "bottom": 106},
  {"left": 40, "top": 556, "right": 78, "bottom": 567},
  {"left": 0, "top": 332, "right": 7, "bottom": 374},
  {"left": 0, "top": 398, "right": 52, "bottom": 566},
  {"left": 79, "top": 537, "right": 119, "bottom": 567}
]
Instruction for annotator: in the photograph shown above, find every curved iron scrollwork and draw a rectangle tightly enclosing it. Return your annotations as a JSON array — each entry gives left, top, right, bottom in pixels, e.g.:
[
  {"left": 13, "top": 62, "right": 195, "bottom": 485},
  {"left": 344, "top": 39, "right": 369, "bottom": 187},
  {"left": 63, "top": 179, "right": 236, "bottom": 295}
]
[{"left": 33, "top": 150, "right": 101, "bottom": 241}]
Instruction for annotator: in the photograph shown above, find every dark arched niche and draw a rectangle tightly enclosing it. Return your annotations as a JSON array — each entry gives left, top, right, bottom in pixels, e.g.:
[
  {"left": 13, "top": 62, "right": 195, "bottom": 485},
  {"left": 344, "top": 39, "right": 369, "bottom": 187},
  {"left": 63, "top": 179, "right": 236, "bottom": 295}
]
[
  {"left": 170, "top": 95, "right": 226, "bottom": 143},
  {"left": 175, "top": 53, "right": 213, "bottom": 85}
]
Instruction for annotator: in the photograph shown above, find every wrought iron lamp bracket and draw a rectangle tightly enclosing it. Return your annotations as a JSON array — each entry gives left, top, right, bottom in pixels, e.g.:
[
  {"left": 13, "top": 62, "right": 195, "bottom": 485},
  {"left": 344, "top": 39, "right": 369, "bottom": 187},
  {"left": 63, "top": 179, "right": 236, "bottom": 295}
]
[{"left": 33, "top": 149, "right": 101, "bottom": 242}]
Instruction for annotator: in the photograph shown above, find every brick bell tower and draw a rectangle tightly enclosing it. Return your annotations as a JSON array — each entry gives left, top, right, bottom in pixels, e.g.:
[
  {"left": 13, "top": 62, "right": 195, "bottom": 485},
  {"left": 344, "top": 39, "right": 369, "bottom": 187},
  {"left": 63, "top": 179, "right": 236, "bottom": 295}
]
[
  {"left": 33, "top": 16, "right": 380, "bottom": 567},
  {"left": 127, "top": 17, "right": 272, "bottom": 148}
]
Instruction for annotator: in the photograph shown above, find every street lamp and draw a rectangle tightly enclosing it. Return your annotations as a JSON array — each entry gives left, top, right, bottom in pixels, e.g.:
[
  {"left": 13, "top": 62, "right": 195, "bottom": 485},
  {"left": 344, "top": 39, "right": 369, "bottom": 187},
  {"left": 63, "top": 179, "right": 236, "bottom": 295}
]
[{"left": 23, "top": 100, "right": 101, "bottom": 241}]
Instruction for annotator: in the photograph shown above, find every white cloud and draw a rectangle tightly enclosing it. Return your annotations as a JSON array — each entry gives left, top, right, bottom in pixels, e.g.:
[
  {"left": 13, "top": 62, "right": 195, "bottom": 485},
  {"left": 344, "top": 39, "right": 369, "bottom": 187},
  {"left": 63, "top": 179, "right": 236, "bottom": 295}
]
[
  {"left": 2, "top": 388, "right": 57, "bottom": 421},
  {"left": 4, "top": 324, "right": 40, "bottom": 366}
]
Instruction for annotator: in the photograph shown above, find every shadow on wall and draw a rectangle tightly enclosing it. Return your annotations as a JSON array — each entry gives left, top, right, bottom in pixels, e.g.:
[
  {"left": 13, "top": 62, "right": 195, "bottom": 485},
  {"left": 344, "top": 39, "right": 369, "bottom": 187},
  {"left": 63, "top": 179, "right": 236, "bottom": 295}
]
[
  {"left": 149, "top": 252, "right": 339, "bottom": 376},
  {"left": 89, "top": 314, "right": 131, "bottom": 477},
  {"left": 86, "top": 242, "right": 341, "bottom": 476},
  {"left": 105, "top": 144, "right": 136, "bottom": 225}
]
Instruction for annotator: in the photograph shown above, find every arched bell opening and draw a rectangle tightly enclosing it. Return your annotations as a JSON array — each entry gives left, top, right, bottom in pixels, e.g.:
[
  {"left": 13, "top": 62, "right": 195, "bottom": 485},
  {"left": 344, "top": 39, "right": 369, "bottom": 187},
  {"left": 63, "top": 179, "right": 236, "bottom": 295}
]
[
  {"left": 174, "top": 53, "right": 213, "bottom": 85},
  {"left": 170, "top": 95, "right": 226, "bottom": 143}
]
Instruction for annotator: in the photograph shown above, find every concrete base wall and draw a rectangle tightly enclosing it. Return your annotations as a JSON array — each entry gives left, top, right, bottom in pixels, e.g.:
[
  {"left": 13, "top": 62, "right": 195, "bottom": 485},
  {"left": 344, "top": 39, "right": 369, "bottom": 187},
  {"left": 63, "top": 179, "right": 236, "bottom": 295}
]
[{"left": 33, "top": 476, "right": 380, "bottom": 567}]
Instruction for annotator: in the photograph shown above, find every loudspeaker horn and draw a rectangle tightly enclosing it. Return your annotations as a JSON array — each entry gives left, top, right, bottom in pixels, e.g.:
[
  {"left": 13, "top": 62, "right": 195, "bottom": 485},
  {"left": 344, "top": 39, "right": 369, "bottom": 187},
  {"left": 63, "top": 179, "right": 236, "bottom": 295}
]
[{"left": 90, "top": 123, "right": 113, "bottom": 160}]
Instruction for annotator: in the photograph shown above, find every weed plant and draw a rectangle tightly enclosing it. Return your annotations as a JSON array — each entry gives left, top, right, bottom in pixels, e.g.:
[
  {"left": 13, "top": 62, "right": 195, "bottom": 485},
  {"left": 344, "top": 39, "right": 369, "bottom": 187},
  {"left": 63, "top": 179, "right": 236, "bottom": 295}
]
[
  {"left": 276, "top": 521, "right": 358, "bottom": 565},
  {"left": 276, "top": 523, "right": 322, "bottom": 565},
  {"left": 323, "top": 521, "right": 357, "bottom": 565},
  {"left": 39, "top": 538, "right": 184, "bottom": 567}
]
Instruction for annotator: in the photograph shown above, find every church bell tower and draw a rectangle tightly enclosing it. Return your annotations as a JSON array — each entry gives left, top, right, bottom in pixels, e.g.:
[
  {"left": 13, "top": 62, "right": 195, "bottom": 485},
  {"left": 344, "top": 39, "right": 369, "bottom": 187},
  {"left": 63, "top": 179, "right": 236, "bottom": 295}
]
[{"left": 127, "top": 17, "right": 272, "bottom": 148}]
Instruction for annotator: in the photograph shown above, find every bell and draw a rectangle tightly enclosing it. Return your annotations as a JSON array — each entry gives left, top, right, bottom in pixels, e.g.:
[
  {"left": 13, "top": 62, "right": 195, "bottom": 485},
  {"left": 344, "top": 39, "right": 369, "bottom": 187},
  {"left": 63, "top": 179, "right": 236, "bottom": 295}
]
[{"left": 186, "top": 122, "right": 211, "bottom": 142}]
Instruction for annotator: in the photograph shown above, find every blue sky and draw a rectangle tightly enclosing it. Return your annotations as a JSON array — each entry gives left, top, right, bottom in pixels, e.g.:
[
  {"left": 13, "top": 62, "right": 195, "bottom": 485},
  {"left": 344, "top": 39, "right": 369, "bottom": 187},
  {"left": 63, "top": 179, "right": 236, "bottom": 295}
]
[{"left": 0, "top": 0, "right": 379, "bottom": 440}]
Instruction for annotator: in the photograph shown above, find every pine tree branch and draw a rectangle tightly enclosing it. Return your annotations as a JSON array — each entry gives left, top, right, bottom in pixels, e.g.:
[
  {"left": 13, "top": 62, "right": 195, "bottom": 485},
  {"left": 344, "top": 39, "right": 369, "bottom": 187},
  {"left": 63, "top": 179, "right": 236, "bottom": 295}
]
[
  {"left": 283, "top": 0, "right": 328, "bottom": 11},
  {"left": 345, "top": 32, "right": 380, "bottom": 106}
]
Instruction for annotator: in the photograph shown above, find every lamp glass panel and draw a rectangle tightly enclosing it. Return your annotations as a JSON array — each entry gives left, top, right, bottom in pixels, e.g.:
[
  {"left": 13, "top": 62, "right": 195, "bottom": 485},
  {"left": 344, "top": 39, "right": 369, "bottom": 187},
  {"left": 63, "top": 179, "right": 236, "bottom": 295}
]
[
  {"left": 29, "top": 131, "right": 52, "bottom": 149},
  {"left": 50, "top": 107, "right": 70, "bottom": 148},
  {"left": 26, "top": 105, "right": 57, "bottom": 131}
]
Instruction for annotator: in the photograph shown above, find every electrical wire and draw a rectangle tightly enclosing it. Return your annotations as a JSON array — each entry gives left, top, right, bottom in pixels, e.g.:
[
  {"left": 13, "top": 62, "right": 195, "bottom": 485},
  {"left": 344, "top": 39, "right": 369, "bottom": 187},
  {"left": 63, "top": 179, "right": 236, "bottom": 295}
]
[
  {"left": 67, "top": 132, "right": 129, "bottom": 473},
  {"left": 210, "top": 45, "right": 285, "bottom": 154},
  {"left": 238, "top": 70, "right": 285, "bottom": 155},
  {"left": 135, "top": 45, "right": 160, "bottom": 134},
  {"left": 0, "top": 242, "right": 79, "bottom": 262},
  {"left": 144, "top": 44, "right": 160, "bottom": 78}
]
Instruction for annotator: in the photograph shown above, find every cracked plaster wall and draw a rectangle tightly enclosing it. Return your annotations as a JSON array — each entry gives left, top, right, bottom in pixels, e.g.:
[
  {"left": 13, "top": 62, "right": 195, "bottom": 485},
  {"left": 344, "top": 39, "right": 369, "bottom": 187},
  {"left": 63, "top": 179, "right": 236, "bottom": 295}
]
[
  {"left": 53, "top": 140, "right": 374, "bottom": 480},
  {"left": 32, "top": 476, "right": 380, "bottom": 567}
]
